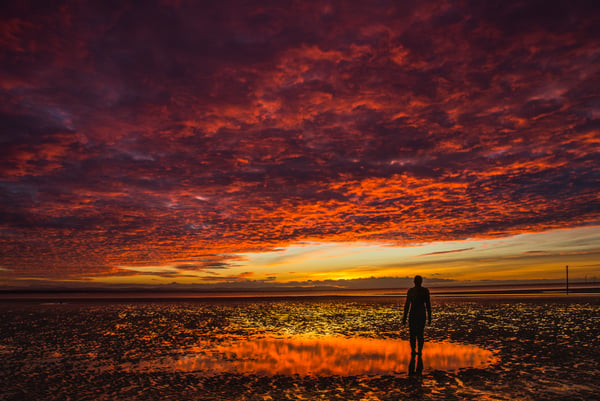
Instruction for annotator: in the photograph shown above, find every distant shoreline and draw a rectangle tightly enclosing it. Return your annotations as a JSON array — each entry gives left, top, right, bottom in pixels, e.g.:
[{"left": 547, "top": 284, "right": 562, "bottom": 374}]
[{"left": 0, "top": 282, "right": 598, "bottom": 301}]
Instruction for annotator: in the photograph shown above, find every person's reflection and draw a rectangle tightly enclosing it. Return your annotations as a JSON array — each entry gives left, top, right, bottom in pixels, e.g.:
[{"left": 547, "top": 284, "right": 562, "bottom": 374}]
[{"left": 408, "top": 352, "right": 424, "bottom": 376}]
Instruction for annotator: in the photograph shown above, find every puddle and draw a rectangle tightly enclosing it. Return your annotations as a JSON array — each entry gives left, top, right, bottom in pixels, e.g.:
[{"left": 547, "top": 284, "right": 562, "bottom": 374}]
[{"left": 126, "top": 336, "right": 497, "bottom": 376}]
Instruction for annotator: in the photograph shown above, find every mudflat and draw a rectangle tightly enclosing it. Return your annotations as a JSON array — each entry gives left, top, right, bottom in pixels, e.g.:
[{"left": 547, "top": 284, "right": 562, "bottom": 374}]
[{"left": 0, "top": 295, "right": 598, "bottom": 400}]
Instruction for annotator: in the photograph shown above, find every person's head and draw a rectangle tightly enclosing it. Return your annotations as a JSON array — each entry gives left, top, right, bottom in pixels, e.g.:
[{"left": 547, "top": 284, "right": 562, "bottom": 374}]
[{"left": 414, "top": 275, "right": 423, "bottom": 287}]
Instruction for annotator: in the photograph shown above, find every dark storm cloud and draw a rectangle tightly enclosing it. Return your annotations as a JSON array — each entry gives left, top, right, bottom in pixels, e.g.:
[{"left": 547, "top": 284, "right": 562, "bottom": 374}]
[{"left": 1, "top": 0, "right": 599, "bottom": 279}]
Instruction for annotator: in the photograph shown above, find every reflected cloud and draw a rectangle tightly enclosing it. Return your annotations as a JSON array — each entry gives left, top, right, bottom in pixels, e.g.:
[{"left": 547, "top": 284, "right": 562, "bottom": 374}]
[{"left": 128, "top": 336, "right": 497, "bottom": 376}]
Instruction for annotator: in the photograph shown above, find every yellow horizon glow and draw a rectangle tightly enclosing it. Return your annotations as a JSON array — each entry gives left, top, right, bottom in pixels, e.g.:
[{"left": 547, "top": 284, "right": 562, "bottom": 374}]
[{"left": 75, "top": 225, "right": 600, "bottom": 286}]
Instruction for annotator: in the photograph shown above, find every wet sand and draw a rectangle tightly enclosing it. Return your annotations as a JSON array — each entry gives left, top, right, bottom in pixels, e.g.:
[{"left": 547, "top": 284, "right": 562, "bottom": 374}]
[{"left": 0, "top": 296, "right": 598, "bottom": 400}]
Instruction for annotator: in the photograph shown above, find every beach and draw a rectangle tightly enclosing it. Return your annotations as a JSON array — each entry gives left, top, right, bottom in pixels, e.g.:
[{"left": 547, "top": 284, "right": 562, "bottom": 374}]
[{"left": 1, "top": 295, "right": 599, "bottom": 400}]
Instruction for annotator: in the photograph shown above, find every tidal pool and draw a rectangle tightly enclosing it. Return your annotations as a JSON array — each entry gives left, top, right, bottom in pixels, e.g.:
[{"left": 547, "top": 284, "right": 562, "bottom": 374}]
[{"left": 130, "top": 336, "right": 497, "bottom": 376}]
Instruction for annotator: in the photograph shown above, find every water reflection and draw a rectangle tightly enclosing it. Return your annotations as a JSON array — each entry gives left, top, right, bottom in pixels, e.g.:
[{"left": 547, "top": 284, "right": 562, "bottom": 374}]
[
  {"left": 408, "top": 352, "right": 424, "bottom": 376},
  {"left": 131, "top": 336, "right": 496, "bottom": 376}
]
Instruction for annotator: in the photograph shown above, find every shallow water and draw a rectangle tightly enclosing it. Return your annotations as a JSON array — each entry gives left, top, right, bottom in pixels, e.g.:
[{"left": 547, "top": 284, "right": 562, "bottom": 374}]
[
  {"left": 123, "top": 336, "right": 495, "bottom": 376},
  {"left": 0, "top": 296, "right": 599, "bottom": 400}
]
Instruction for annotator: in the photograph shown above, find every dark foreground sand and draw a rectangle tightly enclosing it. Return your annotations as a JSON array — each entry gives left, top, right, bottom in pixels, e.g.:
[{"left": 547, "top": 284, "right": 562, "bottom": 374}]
[{"left": 0, "top": 295, "right": 598, "bottom": 400}]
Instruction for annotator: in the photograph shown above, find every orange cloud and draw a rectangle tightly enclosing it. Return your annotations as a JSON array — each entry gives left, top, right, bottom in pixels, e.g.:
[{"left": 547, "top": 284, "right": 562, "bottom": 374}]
[{"left": 0, "top": 0, "right": 598, "bottom": 284}]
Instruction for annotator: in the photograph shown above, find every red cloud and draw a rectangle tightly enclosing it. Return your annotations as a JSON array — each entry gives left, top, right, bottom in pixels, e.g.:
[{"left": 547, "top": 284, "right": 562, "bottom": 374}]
[{"left": 0, "top": 0, "right": 598, "bottom": 281}]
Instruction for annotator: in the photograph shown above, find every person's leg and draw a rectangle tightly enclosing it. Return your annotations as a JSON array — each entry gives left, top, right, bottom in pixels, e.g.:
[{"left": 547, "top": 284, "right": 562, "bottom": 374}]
[
  {"left": 416, "top": 323, "right": 425, "bottom": 354},
  {"left": 409, "top": 327, "right": 417, "bottom": 353},
  {"left": 409, "top": 319, "right": 420, "bottom": 353}
]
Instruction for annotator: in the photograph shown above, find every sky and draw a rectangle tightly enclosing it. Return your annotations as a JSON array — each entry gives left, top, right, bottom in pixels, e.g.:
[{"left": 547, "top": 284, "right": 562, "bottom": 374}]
[{"left": 1, "top": 0, "right": 599, "bottom": 290}]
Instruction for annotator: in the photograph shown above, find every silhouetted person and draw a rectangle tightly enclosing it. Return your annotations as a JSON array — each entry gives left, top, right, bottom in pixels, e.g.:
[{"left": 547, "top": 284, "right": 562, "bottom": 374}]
[{"left": 402, "top": 275, "right": 431, "bottom": 354}]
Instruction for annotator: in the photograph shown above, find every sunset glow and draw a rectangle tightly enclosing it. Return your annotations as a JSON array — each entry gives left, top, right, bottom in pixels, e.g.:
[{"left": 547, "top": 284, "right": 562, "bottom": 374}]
[{"left": 1, "top": 0, "right": 599, "bottom": 290}]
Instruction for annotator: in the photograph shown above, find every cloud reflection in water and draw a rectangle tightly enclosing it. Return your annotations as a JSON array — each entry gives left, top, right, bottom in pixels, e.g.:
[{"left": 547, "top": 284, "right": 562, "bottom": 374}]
[{"left": 133, "top": 336, "right": 497, "bottom": 376}]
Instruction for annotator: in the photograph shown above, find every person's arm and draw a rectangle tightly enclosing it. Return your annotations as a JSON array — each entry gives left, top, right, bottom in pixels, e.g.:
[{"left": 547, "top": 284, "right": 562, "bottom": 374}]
[
  {"left": 425, "top": 288, "right": 432, "bottom": 324},
  {"left": 402, "top": 291, "right": 411, "bottom": 324}
]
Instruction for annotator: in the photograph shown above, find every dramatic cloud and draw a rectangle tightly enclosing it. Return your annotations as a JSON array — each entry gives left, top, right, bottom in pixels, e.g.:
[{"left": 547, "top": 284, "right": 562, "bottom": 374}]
[{"left": 1, "top": 0, "right": 599, "bottom": 283}]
